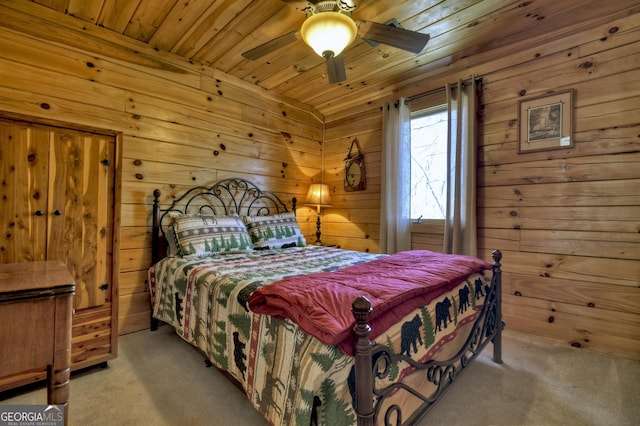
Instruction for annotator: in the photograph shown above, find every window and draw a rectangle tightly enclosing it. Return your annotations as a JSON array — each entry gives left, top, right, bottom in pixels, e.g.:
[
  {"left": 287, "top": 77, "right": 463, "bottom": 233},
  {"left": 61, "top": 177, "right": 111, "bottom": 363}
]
[{"left": 410, "top": 105, "right": 448, "bottom": 220}]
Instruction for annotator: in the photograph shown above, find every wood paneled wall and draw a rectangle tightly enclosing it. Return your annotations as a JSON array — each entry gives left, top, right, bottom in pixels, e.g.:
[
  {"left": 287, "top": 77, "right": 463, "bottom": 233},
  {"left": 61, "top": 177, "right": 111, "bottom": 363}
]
[
  {"left": 0, "top": 1, "right": 637, "bottom": 362},
  {"left": 324, "top": 11, "right": 640, "bottom": 360},
  {"left": 323, "top": 111, "right": 382, "bottom": 253},
  {"left": 0, "top": 2, "right": 323, "bottom": 335}
]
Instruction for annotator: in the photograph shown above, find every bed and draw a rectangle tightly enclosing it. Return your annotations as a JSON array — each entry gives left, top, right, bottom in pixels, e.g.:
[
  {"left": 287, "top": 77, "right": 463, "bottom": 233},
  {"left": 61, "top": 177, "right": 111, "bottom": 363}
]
[{"left": 148, "top": 177, "right": 503, "bottom": 426}]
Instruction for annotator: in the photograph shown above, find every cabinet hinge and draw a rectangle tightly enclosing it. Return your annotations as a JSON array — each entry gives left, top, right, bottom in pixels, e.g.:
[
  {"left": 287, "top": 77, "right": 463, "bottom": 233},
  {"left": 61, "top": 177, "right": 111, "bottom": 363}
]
[
  {"left": 100, "top": 158, "right": 111, "bottom": 167},
  {"left": 99, "top": 283, "right": 109, "bottom": 291}
]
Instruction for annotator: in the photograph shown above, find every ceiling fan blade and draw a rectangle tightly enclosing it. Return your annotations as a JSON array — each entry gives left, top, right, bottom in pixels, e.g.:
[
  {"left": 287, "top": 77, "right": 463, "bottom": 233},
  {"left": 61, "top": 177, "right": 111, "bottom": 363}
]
[
  {"left": 241, "top": 30, "right": 300, "bottom": 60},
  {"left": 359, "top": 20, "right": 429, "bottom": 54},
  {"left": 280, "top": 0, "right": 319, "bottom": 12},
  {"left": 326, "top": 54, "right": 347, "bottom": 84}
]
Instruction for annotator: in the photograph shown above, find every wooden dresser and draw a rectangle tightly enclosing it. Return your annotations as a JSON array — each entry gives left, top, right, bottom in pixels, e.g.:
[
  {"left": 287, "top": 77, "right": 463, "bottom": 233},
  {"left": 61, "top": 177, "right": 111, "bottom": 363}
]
[{"left": 0, "top": 260, "right": 75, "bottom": 424}]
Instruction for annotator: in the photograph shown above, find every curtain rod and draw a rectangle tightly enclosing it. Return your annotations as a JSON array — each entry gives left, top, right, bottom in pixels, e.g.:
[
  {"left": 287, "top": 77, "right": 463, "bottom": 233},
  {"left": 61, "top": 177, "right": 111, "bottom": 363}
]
[
  {"left": 406, "top": 76, "right": 482, "bottom": 103},
  {"left": 406, "top": 86, "right": 445, "bottom": 103}
]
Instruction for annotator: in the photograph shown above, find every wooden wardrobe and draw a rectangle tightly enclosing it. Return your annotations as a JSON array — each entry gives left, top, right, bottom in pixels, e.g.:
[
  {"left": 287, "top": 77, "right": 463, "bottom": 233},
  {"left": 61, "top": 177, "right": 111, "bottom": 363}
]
[{"left": 0, "top": 116, "right": 119, "bottom": 391}]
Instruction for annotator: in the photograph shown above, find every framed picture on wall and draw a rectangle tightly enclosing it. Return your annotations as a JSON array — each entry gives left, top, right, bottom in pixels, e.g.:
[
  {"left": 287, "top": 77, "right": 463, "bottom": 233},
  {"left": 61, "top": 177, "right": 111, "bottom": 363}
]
[{"left": 518, "top": 89, "right": 574, "bottom": 153}]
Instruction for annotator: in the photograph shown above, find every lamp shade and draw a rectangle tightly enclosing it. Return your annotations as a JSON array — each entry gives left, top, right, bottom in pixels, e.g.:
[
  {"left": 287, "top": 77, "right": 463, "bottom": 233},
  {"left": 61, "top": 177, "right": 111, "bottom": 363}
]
[
  {"left": 305, "top": 183, "right": 333, "bottom": 207},
  {"left": 300, "top": 12, "right": 357, "bottom": 58}
]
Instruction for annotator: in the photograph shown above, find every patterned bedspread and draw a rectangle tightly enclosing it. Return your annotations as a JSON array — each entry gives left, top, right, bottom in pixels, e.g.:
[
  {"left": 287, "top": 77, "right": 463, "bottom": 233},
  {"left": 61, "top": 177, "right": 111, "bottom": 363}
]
[{"left": 149, "top": 246, "right": 491, "bottom": 426}]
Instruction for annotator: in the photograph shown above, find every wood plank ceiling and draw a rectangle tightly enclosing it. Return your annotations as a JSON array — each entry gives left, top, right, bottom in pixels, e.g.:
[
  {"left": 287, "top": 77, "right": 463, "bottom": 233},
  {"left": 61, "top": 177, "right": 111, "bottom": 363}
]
[{"left": 27, "top": 0, "right": 639, "bottom": 118}]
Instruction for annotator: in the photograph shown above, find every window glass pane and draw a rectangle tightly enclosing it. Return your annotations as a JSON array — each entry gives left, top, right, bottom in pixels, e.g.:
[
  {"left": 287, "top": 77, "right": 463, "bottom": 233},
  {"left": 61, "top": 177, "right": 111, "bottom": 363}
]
[{"left": 410, "top": 106, "right": 447, "bottom": 220}]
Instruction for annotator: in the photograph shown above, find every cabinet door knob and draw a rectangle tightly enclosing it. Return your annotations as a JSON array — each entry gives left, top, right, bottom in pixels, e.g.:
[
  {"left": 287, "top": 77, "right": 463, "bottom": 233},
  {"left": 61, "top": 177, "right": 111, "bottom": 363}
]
[
  {"left": 53, "top": 210, "right": 62, "bottom": 216},
  {"left": 35, "top": 210, "right": 44, "bottom": 216}
]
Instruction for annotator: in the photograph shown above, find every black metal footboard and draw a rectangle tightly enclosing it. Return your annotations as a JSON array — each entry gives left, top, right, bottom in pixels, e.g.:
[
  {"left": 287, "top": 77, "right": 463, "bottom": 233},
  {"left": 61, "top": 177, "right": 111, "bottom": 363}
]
[{"left": 352, "top": 250, "right": 503, "bottom": 426}]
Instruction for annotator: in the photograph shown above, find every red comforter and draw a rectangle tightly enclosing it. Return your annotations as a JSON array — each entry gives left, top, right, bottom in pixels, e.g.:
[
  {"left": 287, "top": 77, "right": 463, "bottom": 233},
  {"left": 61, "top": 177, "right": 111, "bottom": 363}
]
[{"left": 248, "top": 250, "right": 491, "bottom": 355}]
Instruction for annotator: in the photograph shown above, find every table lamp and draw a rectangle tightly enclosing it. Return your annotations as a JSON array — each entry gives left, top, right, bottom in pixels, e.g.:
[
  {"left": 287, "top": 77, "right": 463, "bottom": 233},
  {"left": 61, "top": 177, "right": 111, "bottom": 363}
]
[{"left": 304, "top": 183, "right": 332, "bottom": 245}]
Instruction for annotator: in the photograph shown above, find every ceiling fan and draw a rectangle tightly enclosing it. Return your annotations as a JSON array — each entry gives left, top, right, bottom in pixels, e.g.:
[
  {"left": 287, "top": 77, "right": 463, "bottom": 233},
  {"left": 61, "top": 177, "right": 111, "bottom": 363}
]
[{"left": 241, "top": 0, "right": 430, "bottom": 84}]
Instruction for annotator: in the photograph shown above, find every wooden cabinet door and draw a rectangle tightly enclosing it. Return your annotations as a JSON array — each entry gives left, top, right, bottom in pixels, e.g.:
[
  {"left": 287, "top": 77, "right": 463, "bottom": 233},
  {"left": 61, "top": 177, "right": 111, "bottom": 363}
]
[
  {"left": 0, "top": 120, "right": 115, "bottom": 311},
  {"left": 0, "top": 121, "right": 50, "bottom": 263},
  {"left": 47, "top": 130, "right": 115, "bottom": 310}
]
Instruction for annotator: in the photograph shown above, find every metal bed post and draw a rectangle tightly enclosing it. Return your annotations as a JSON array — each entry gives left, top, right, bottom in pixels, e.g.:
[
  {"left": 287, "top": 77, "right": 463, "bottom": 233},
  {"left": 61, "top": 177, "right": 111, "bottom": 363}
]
[
  {"left": 150, "top": 189, "right": 162, "bottom": 331},
  {"left": 491, "top": 249, "right": 503, "bottom": 364},
  {"left": 353, "top": 296, "right": 375, "bottom": 426}
]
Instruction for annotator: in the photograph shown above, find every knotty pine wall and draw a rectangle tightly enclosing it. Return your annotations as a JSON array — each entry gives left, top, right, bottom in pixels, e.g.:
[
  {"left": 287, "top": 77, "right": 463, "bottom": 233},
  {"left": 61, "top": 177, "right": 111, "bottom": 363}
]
[
  {"left": 0, "top": 3, "right": 323, "bottom": 335},
  {"left": 323, "top": 12, "right": 640, "bottom": 360},
  {"left": 0, "top": 1, "right": 637, "bottom": 361}
]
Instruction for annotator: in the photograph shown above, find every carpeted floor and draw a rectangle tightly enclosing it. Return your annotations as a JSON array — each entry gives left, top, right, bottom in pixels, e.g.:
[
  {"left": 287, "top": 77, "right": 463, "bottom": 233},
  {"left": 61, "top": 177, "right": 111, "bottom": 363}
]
[{"left": 2, "top": 327, "right": 639, "bottom": 425}]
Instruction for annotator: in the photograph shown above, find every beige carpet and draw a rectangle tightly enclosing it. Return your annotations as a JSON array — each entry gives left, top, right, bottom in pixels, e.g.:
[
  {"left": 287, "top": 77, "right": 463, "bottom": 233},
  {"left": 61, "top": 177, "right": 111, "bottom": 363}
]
[{"left": 2, "top": 327, "right": 639, "bottom": 426}]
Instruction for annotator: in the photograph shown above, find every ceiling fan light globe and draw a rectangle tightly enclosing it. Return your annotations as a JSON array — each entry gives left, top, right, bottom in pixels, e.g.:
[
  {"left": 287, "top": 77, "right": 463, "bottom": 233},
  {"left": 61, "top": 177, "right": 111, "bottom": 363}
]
[{"left": 301, "top": 12, "right": 357, "bottom": 58}]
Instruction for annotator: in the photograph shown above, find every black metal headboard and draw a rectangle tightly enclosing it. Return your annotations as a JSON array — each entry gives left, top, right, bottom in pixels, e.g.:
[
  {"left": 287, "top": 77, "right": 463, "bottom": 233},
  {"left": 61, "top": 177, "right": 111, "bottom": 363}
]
[{"left": 151, "top": 177, "right": 296, "bottom": 264}]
